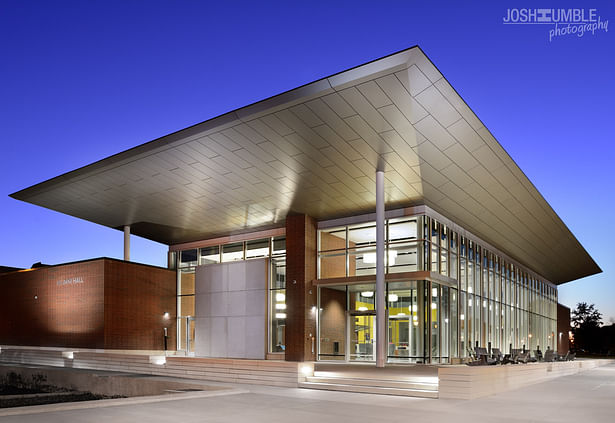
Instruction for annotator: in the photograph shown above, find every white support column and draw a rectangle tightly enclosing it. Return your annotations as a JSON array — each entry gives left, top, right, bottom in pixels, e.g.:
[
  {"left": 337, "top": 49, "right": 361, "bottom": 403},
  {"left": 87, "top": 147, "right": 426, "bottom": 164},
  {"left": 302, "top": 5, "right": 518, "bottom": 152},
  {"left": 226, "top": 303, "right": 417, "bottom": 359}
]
[
  {"left": 123, "top": 225, "right": 130, "bottom": 261},
  {"left": 376, "top": 170, "right": 386, "bottom": 368}
]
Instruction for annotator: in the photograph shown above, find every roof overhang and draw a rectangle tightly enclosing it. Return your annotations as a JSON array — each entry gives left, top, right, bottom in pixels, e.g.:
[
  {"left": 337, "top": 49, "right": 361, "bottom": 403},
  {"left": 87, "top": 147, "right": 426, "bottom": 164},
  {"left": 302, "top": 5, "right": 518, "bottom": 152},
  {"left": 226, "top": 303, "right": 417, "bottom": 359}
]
[{"left": 10, "top": 46, "right": 600, "bottom": 284}]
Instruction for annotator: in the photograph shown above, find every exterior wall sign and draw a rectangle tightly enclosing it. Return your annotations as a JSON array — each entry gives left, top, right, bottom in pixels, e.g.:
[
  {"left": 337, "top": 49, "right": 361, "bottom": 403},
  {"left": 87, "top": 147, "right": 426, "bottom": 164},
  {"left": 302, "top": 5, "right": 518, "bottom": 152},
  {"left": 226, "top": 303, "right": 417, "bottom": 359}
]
[{"left": 56, "top": 277, "right": 84, "bottom": 287}]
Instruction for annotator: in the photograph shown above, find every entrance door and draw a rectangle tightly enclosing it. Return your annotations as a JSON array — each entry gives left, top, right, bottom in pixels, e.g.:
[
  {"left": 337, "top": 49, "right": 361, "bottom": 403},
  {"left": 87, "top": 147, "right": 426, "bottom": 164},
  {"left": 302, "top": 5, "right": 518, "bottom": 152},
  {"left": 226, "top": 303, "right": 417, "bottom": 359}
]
[
  {"left": 178, "top": 316, "right": 196, "bottom": 356},
  {"left": 349, "top": 312, "right": 376, "bottom": 361}
]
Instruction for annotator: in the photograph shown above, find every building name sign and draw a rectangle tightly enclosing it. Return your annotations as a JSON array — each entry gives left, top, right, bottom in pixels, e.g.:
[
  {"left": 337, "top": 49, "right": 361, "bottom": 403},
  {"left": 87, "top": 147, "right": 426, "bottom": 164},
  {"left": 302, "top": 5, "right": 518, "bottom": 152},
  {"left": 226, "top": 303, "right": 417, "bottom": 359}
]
[{"left": 56, "top": 277, "right": 84, "bottom": 287}]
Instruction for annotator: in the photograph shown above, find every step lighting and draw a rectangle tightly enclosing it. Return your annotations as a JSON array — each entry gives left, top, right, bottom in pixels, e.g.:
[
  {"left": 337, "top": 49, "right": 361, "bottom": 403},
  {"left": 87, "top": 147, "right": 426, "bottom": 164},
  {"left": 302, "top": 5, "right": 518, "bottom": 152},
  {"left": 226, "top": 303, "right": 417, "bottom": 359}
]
[
  {"left": 275, "top": 293, "right": 285, "bottom": 302},
  {"left": 275, "top": 303, "right": 286, "bottom": 310},
  {"left": 275, "top": 313, "right": 287, "bottom": 319}
]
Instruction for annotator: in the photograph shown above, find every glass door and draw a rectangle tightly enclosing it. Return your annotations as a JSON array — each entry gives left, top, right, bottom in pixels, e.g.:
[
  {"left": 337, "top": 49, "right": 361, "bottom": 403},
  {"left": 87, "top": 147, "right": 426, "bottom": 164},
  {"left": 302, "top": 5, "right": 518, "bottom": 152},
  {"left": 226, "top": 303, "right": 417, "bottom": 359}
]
[
  {"left": 348, "top": 283, "right": 376, "bottom": 362},
  {"left": 178, "top": 316, "right": 196, "bottom": 356},
  {"left": 387, "top": 281, "right": 424, "bottom": 363},
  {"left": 349, "top": 312, "right": 376, "bottom": 361}
]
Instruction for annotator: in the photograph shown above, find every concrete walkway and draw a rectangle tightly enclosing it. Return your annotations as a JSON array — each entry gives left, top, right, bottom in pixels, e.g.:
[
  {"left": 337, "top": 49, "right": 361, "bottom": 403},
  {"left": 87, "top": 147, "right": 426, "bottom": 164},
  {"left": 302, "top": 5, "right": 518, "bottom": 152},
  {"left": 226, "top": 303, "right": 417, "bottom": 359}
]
[{"left": 1, "top": 362, "right": 614, "bottom": 422}]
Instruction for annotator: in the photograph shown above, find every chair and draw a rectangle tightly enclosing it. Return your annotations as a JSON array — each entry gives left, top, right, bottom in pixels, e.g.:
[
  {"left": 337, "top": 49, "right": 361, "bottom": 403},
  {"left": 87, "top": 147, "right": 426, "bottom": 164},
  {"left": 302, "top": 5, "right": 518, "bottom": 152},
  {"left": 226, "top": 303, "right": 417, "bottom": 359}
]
[
  {"left": 492, "top": 348, "right": 504, "bottom": 364},
  {"left": 517, "top": 350, "right": 531, "bottom": 364},
  {"left": 543, "top": 349, "right": 556, "bottom": 362}
]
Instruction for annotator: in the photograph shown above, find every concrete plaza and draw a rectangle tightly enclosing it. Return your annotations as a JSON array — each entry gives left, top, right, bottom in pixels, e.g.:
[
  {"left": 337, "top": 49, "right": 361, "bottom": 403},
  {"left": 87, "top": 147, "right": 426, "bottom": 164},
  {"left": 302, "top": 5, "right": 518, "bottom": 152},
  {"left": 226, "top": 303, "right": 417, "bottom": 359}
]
[{"left": 1, "top": 361, "right": 614, "bottom": 422}]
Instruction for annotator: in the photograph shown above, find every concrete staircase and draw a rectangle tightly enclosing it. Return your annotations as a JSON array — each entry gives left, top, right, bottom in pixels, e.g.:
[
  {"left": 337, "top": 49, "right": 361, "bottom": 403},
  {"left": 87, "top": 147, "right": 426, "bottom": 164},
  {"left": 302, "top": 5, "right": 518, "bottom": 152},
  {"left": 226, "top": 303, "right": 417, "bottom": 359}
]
[{"left": 299, "top": 363, "right": 439, "bottom": 398}]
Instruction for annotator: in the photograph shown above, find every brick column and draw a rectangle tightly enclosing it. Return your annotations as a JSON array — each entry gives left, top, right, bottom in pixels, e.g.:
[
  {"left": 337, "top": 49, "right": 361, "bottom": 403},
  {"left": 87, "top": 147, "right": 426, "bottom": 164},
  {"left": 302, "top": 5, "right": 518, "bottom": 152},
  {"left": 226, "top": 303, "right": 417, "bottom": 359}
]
[{"left": 285, "top": 214, "right": 317, "bottom": 362}]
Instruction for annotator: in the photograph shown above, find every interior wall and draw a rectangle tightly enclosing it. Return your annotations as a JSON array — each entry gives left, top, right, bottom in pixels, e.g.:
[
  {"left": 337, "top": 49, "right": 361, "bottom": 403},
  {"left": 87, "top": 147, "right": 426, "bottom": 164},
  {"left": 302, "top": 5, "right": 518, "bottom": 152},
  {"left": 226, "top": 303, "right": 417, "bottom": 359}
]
[
  {"left": 319, "top": 287, "right": 346, "bottom": 358},
  {"left": 194, "top": 259, "right": 267, "bottom": 359},
  {"left": 319, "top": 231, "right": 356, "bottom": 278}
]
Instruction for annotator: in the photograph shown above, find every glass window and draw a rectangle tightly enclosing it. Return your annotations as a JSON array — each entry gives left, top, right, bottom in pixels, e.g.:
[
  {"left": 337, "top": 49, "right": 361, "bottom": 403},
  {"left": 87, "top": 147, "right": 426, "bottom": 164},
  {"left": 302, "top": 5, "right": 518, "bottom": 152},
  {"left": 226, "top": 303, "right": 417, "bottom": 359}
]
[
  {"left": 246, "top": 238, "right": 270, "bottom": 259},
  {"left": 349, "top": 247, "right": 377, "bottom": 276},
  {"left": 271, "top": 257, "right": 286, "bottom": 289},
  {"left": 272, "top": 236, "right": 286, "bottom": 256},
  {"left": 388, "top": 218, "right": 417, "bottom": 242},
  {"left": 319, "top": 250, "right": 347, "bottom": 279},
  {"left": 348, "top": 223, "right": 376, "bottom": 247},
  {"left": 199, "top": 246, "right": 220, "bottom": 265},
  {"left": 179, "top": 268, "right": 195, "bottom": 295},
  {"left": 319, "top": 226, "right": 346, "bottom": 251},
  {"left": 180, "top": 249, "right": 197, "bottom": 268},
  {"left": 388, "top": 242, "right": 418, "bottom": 273},
  {"left": 349, "top": 284, "right": 376, "bottom": 312},
  {"left": 222, "top": 242, "right": 244, "bottom": 262},
  {"left": 270, "top": 288, "right": 286, "bottom": 351}
]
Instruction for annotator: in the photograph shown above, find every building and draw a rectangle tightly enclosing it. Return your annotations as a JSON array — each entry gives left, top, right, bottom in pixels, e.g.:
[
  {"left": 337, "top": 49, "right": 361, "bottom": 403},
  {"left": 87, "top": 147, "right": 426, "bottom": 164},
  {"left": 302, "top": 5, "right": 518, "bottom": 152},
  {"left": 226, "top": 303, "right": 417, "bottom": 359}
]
[{"left": 6, "top": 46, "right": 600, "bottom": 365}]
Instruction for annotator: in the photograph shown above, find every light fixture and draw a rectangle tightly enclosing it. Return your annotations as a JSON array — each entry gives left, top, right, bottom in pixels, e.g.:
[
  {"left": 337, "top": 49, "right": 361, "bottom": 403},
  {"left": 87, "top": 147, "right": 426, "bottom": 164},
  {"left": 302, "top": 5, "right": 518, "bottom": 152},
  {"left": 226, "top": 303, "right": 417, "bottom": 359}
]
[
  {"left": 311, "top": 306, "right": 316, "bottom": 313},
  {"left": 149, "top": 355, "right": 166, "bottom": 365},
  {"left": 358, "top": 306, "right": 368, "bottom": 311},
  {"left": 413, "top": 322, "right": 419, "bottom": 326},
  {"left": 432, "top": 288, "right": 438, "bottom": 297},
  {"left": 275, "top": 304, "right": 286, "bottom": 310},
  {"left": 360, "top": 291, "right": 374, "bottom": 298},
  {"left": 431, "top": 302, "right": 437, "bottom": 309},
  {"left": 388, "top": 294, "right": 398, "bottom": 302},
  {"left": 362, "top": 253, "right": 376, "bottom": 264},
  {"left": 460, "top": 314, "right": 465, "bottom": 320},
  {"left": 163, "top": 312, "right": 170, "bottom": 319},
  {"left": 300, "top": 365, "right": 313, "bottom": 376},
  {"left": 413, "top": 315, "right": 418, "bottom": 322},
  {"left": 275, "top": 313, "right": 287, "bottom": 319},
  {"left": 362, "top": 250, "right": 398, "bottom": 264},
  {"left": 468, "top": 287, "right": 473, "bottom": 293},
  {"left": 396, "top": 312, "right": 406, "bottom": 317},
  {"left": 444, "top": 318, "right": 449, "bottom": 324},
  {"left": 276, "top": 293, "right": 285, "bottom": 302}
]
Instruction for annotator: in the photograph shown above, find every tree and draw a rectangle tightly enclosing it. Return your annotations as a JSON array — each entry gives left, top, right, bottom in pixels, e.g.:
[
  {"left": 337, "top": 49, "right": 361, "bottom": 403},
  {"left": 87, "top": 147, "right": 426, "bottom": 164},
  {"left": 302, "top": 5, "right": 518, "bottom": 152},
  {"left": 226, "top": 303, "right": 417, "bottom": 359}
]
[
  {"left": 572, "top": 302, "right": 602, "bottom": 328},
  {"left": 571, "top": 302, "right": 602, "bottom": 353}
]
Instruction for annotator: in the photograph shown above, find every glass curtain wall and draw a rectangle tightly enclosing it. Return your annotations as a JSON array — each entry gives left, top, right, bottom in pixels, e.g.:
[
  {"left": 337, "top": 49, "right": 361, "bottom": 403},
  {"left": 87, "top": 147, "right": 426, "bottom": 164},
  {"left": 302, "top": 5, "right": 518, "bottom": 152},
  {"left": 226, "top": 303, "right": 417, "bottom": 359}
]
[{"left": 317, "top": 213, "right": 558, "bottom": 362}]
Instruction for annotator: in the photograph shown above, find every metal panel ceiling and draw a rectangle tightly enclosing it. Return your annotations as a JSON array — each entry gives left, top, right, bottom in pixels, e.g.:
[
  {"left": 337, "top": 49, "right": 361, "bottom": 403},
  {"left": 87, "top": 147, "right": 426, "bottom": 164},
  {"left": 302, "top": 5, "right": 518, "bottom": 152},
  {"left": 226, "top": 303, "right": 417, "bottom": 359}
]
[{"left": 10, "top": 46, "right": 600, "bottom": 284}]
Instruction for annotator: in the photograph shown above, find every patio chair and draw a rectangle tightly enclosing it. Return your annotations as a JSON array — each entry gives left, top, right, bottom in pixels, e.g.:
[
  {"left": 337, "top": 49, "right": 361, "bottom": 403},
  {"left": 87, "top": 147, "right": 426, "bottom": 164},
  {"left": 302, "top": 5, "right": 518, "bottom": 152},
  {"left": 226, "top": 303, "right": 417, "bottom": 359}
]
[
  {"left": 492, "top": 348, "right": 504, "bottom": 364},
  {"left": 517, "top": 350, "right": 531, "bottom": 364},
  {"left": 543, "top": 349, "right": 556, "bottom": 362}
]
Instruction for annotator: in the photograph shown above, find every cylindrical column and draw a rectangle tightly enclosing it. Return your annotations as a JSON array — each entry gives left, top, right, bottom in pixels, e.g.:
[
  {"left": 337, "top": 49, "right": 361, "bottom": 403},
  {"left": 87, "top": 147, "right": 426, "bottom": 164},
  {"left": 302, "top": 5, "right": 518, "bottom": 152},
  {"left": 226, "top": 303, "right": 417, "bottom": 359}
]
[
  {"left": 123, "top": 225, "right": 131, "bottom": 261},
  {"left": 376, "top": 170, "right": 386, "bottom": 368}
]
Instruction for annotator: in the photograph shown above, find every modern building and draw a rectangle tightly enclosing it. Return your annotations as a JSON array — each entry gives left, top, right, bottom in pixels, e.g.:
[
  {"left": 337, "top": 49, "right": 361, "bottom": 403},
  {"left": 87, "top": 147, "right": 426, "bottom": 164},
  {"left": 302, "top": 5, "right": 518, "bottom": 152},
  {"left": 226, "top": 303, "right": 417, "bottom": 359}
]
[{"left": 6, "top": 46, "right": 600, "bottom": 366}]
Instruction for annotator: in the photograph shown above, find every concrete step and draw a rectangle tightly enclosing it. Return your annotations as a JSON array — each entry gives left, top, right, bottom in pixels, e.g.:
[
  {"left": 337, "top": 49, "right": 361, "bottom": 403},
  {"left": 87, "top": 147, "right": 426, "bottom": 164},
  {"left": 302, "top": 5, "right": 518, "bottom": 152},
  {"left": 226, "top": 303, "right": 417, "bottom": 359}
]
[
  {"left": 306, "top": 376, "right": 437, "bottom": 391},
  {"left": 299, "top": 381, "right": 438, "bottom": 398}
]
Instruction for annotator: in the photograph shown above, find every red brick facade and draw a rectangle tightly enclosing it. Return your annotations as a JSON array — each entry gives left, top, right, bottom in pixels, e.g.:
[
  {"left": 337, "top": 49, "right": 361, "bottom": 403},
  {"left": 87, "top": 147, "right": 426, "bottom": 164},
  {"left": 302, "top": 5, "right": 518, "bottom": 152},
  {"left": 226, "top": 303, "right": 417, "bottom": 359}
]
[
  {"left": 0, "top": 258, "right": 176, "bottom": 350},
  {"left": 285, "top": 214, "right": 317, "bottom": 362}
]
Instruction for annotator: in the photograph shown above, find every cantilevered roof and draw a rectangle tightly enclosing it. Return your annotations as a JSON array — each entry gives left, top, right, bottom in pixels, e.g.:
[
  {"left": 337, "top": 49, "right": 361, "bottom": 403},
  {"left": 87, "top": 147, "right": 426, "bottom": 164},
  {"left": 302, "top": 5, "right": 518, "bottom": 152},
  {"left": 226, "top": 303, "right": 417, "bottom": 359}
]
[{"left": 11, "top": 46, "right": 600, "bottom": 284}]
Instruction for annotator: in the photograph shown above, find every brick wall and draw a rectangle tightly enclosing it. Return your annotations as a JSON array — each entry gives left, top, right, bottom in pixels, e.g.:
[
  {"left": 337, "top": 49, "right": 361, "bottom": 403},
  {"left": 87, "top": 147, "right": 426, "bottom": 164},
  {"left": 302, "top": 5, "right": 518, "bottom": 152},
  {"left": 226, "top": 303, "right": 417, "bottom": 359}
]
[
  {"left": 0, "top": 258, "right": 176, "bottom": 350},
  {"left": 0, "top": 261, "right": 105, "bottom": 348},
  {"left": 285, "top": 214, "right": 317, "bottom": 362},
  {"left": 557, "top": 303, "right": 571, "bottom": 354},
  {"left": 103, "top": 259, "right": 176, "bottom": 350}
]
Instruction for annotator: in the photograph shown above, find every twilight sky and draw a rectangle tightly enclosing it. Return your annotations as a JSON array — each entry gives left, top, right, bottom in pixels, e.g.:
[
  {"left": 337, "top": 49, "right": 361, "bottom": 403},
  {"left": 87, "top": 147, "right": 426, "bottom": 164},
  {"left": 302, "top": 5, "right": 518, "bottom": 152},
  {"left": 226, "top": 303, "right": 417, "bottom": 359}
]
[{"left": 1, "top": 1, "right": 613, "bottom": 320}]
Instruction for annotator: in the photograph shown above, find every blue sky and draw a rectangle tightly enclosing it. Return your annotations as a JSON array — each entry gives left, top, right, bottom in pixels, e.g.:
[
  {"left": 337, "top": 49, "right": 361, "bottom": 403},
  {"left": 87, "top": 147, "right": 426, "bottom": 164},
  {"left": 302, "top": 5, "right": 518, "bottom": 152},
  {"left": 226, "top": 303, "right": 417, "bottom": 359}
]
[{"left": 1, "top": 1, "right": 613, "bottom": 320}]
